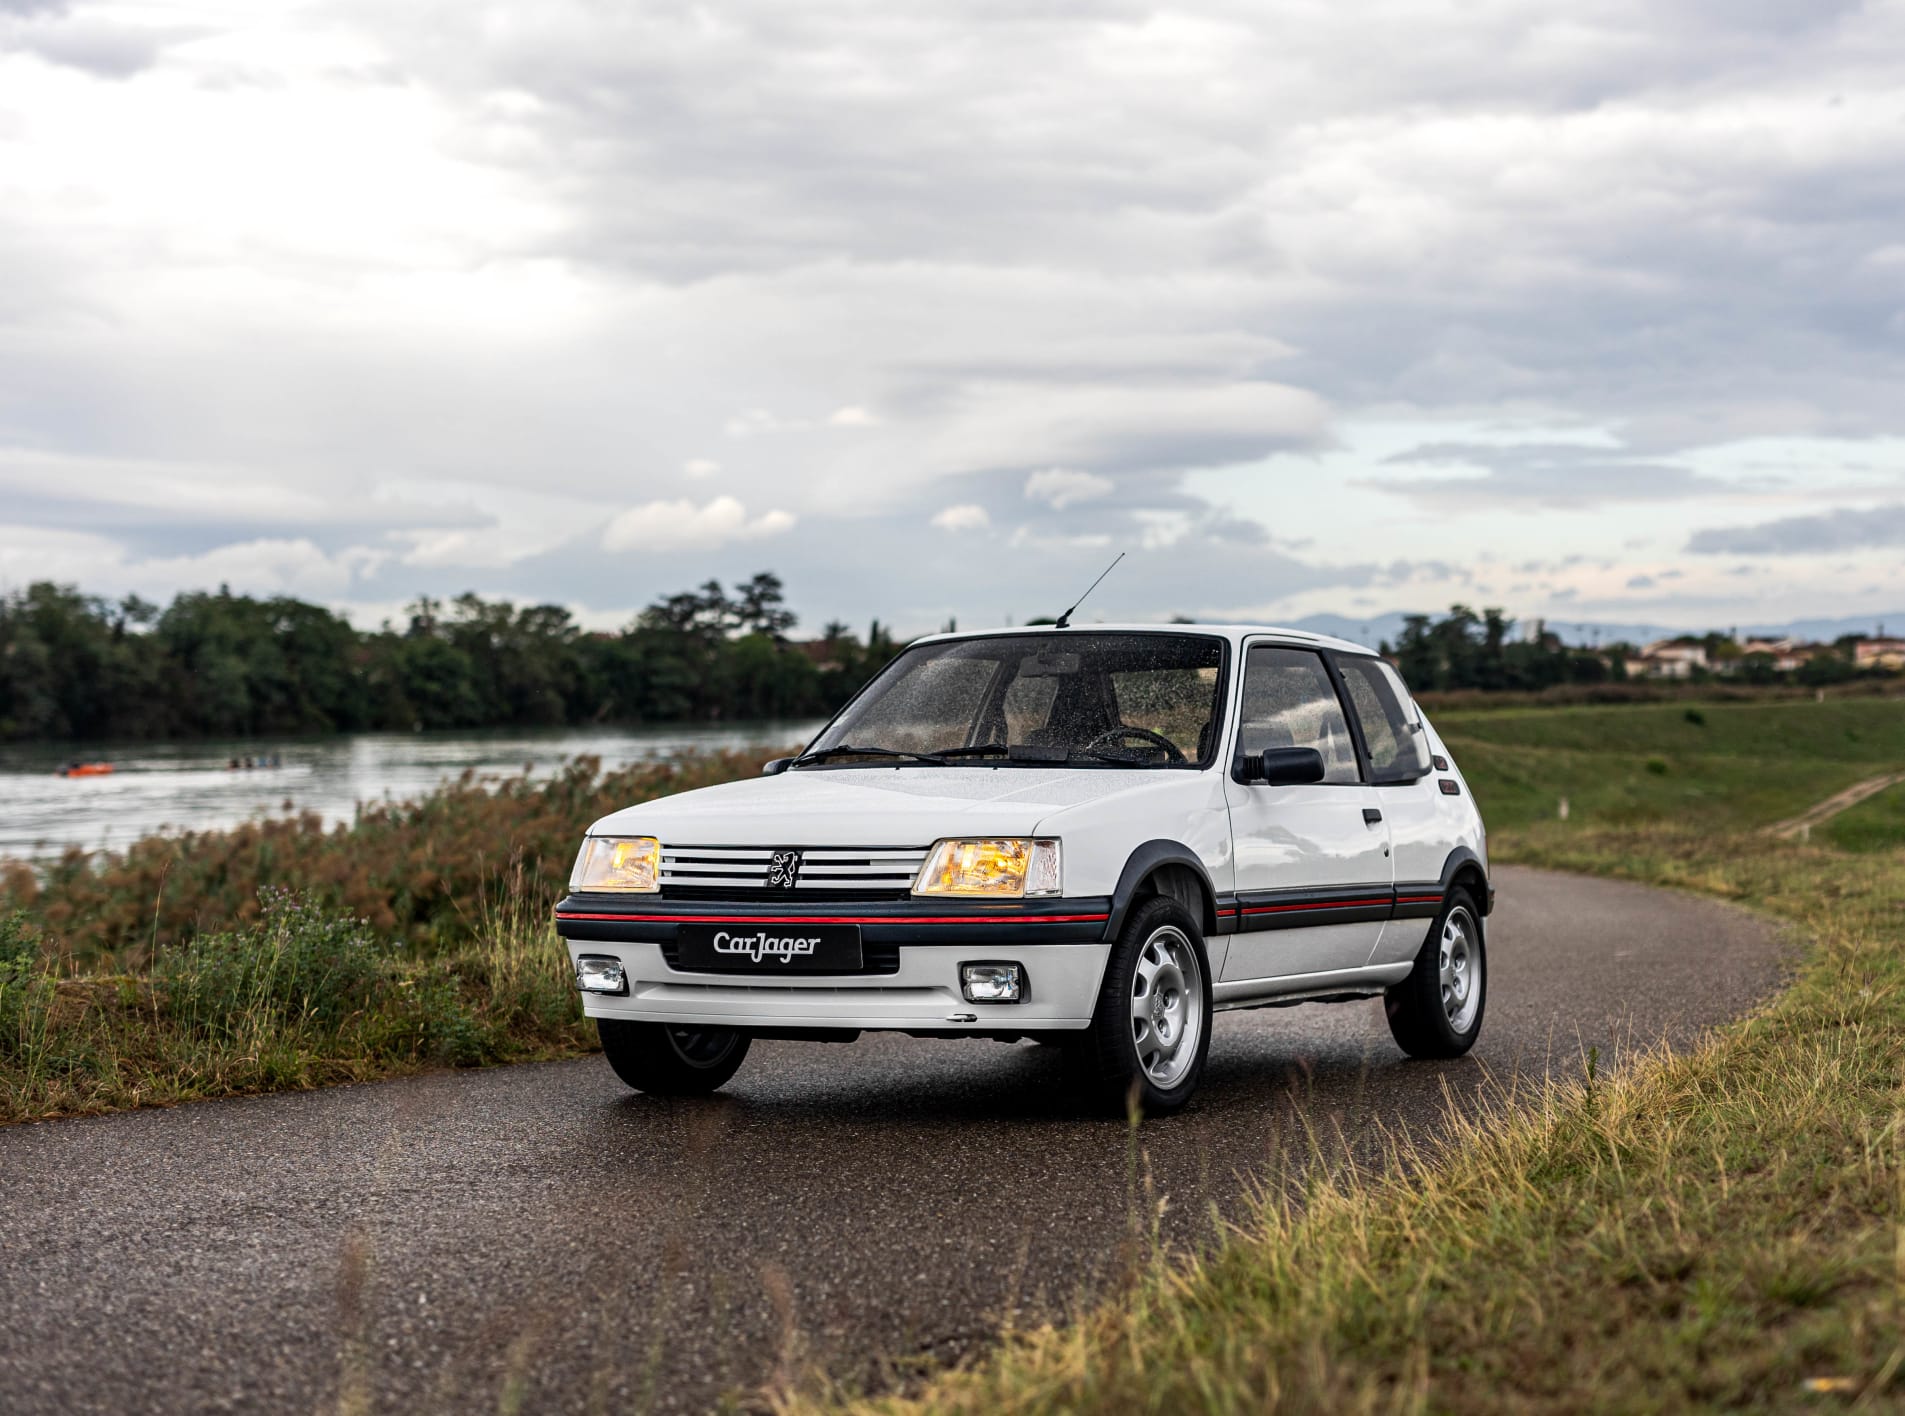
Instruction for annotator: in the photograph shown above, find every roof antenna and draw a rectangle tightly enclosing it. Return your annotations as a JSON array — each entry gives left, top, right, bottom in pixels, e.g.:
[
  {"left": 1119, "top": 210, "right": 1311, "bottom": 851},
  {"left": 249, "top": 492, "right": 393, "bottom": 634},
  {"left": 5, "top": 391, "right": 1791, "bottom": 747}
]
[{"left": 1054, "top": 552, "right": 1125, "bottom": 629}]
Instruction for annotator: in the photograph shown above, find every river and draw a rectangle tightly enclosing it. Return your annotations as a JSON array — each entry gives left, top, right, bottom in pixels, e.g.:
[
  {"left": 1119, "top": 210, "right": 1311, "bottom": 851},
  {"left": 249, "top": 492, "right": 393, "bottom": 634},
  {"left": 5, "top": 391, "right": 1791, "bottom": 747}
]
[{"left": 0, "top": 722, "right": 822, "bottom": 863}]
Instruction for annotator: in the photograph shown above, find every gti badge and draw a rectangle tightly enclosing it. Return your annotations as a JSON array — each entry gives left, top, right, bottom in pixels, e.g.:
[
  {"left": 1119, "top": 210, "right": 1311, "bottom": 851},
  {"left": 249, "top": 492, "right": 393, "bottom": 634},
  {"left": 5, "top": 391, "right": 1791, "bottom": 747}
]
[{"left": 766, "top": 850, "right": 802, "bottom": 890}]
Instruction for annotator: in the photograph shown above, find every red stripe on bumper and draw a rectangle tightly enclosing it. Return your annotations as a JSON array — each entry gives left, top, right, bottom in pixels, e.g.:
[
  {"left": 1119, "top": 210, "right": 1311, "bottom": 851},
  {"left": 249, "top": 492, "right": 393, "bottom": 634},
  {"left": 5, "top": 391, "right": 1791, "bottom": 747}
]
[{"left": 555, "top": 911, "right": 1112, "bottom": 926}]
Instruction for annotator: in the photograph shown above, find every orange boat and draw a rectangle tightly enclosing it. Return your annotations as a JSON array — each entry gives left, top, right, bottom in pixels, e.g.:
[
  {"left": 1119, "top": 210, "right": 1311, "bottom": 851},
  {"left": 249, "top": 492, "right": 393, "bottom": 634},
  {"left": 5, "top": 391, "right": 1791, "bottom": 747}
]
[{"left": 58, "top": 762, "right": 115, "bottom": 778}]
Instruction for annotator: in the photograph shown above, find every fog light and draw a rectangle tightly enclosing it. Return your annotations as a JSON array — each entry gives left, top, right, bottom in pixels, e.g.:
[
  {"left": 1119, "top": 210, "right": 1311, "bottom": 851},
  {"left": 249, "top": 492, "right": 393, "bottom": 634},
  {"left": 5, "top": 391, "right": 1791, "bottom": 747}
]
[
  {"left": 575, "top": 956, "right": 628, "bottom": 995},
  {"left": 960, "top": 962, "right": 1024, "bottom": 1004}
]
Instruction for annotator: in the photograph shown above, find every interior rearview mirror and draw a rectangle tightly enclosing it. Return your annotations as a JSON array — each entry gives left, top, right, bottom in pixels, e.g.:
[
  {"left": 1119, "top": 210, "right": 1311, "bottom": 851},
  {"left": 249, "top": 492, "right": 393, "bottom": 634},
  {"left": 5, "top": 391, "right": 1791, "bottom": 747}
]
[{"left": 1237, "top": 746, "right": 1326, "bottom": 786}]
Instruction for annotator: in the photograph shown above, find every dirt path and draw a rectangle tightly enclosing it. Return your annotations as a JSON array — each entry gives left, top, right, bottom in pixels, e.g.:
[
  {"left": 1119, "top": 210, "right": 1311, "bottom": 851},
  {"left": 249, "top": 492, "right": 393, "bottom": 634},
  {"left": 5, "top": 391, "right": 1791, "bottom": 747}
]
[{"left": 1764, "top": 772, "right": 1905, "bottom": 839}]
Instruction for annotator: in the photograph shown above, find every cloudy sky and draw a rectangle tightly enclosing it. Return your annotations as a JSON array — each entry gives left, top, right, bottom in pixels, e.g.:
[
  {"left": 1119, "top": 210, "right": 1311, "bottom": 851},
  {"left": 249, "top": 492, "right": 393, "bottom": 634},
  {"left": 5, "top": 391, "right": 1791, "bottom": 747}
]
[{"left": 3, "top": 0, "right": 1903, "bottom": 639}]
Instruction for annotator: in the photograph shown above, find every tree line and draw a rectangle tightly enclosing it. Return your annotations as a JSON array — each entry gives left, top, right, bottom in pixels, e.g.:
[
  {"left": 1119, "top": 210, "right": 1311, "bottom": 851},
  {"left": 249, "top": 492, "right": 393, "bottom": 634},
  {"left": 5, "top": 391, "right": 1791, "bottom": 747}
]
[
  {"left": 1384, "top": 606, "right": 1887, "bottom": 691},
  {"left": 1384, "top": 607, "right": 1616, "bottom": 693},
  {"left": 0, "top": 573, "right": 897, "bottom": 742}
]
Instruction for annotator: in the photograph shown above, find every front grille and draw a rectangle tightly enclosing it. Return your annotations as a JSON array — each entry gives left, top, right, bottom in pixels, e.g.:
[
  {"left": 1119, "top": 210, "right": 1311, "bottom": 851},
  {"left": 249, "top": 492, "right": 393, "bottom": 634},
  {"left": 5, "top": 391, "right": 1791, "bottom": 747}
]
[
  {"left": 659, "top": 885, "right": 908, "bottom": 903},
  {"left": 659, "top": 844, "right": 930, "bottom": 896},
  {"left": 659, "top": 940, "right": 902, "bottom": 976}
]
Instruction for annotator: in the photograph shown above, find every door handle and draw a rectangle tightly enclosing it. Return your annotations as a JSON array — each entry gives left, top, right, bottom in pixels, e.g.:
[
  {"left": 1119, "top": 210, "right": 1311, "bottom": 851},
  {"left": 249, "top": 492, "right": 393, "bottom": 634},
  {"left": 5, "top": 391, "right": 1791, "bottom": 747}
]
[{"left": 1363, "top": 808, "right": 1383, "bottom": 825}]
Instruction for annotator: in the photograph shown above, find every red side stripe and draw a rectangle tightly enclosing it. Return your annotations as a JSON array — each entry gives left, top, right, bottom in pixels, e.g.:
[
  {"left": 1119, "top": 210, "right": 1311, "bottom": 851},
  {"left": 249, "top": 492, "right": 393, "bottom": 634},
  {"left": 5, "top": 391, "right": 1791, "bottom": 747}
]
[{"left": 1241, "top": 897, "right": 1392, "bottom": 916}]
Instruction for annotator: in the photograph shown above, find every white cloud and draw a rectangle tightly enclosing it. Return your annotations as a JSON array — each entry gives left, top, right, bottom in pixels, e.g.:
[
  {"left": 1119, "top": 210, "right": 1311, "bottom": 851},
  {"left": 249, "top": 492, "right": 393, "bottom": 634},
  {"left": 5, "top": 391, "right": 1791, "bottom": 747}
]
[
  {"left": 2, "top": 0, "right": 1903, "bottom": 631},
  {"left": 0, "top": 525, "right": 384, "bottom": 601},
  {"left": 600, "top": 495, "right": 796, "bottom": 553},
  {"left": 1025, "top": 469, "right": 1115, "bottom": 510},
  {"left": 930, "top": 503, "right": 991, "bottom": 532}
]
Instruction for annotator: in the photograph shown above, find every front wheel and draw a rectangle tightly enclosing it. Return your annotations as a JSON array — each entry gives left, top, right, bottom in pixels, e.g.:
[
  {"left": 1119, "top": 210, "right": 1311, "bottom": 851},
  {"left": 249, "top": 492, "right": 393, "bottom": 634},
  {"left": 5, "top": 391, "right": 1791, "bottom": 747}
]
[
  {"left": 1073, "top": 896, "right": 1213, "bottom": 1116},
  {"left": 597, "top": 1018, "right": 751, "bottom": 1096},
  {"left": 1384, "top": 888, "right": 1486, "bottom": 1058}
]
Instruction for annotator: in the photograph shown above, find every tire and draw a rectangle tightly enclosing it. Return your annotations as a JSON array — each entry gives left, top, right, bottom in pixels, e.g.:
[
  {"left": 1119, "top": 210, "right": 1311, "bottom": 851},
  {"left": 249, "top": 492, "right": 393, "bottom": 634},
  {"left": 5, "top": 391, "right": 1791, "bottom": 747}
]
[
  {"left": 1073, "top": 895, "right": 1213, "bottom": 1117},
  {"left": 597, "top": 1018, "right": 751, "bottom": 1096},
  {"left": 1384, "top": 888, "right": 1486, "bottom": 1059}
]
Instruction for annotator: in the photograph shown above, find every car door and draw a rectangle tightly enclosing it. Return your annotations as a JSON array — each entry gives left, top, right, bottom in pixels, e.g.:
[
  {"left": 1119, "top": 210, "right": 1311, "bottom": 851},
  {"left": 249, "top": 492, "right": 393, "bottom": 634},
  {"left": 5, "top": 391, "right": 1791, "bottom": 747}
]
[
  {"left": 1220, "top": 641, "right": 1394, "bottom": 984},
  {"left": 1332, "top": 655, "right": 1446, "bottom": 969}
]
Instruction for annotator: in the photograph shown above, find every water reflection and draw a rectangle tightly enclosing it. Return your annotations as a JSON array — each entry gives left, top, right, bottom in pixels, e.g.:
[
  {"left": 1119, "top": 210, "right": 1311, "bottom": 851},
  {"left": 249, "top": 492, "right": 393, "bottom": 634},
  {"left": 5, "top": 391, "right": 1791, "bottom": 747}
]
[{"left": 0, "top": 722, "right": 821, "bottom": 862}]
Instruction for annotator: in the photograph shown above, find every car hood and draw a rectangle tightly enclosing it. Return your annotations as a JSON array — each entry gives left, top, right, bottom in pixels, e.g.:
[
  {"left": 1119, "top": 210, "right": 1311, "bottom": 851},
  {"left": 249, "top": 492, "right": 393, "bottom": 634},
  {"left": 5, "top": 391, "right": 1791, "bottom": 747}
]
[{"left": 588, "top": 766, "right": 1199, "bottom": 845}]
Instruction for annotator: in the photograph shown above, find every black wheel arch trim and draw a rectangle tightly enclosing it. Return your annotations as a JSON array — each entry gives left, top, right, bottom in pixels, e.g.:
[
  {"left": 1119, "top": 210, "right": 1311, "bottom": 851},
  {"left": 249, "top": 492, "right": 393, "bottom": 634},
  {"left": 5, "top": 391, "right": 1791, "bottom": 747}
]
[
  {"left": 1439, "top": 846, "right": 1493, "bottom": 916},
  {"left": 1103, "top": 840, "right": 1221, "bottom": 940}
]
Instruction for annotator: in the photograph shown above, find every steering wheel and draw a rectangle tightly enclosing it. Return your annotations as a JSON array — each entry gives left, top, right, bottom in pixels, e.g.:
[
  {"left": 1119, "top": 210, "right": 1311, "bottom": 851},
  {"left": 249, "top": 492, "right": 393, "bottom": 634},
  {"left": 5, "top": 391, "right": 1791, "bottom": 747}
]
[{"left": 1083, "top": 725, "right": 1186, "bottom": 764}]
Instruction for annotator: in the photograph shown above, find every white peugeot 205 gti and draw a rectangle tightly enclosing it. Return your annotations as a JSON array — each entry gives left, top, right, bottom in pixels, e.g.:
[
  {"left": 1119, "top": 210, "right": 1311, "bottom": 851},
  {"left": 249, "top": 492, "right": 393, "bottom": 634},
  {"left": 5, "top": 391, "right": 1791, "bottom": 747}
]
[{"left": 557, "top": 623, "right": 1492, "bottom": 1114}]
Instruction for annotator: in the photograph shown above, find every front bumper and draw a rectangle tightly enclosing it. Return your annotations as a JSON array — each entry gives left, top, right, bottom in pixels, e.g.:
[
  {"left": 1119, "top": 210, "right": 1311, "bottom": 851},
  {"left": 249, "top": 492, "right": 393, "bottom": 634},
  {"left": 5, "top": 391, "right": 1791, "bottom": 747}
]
[
  {"left": 556, "top": 893, "right": 1115, "bottom": 1031},
  {"left": 566, "top": 940, "right": 1109, "bottom": 1030}
]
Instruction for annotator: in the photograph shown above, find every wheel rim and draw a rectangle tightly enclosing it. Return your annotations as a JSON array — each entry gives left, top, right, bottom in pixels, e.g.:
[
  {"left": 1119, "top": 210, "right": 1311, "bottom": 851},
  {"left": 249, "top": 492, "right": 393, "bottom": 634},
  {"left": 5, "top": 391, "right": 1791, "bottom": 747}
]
[
  {"left": 665, "top": 1026, "right": 739, "bottom": 1069},
  {"left": 1129, "top": 924, "right": 1205, "bottom": 1089},
  {"left": 1439, "top": 907, "right": 1483, "bottom": 1034}
]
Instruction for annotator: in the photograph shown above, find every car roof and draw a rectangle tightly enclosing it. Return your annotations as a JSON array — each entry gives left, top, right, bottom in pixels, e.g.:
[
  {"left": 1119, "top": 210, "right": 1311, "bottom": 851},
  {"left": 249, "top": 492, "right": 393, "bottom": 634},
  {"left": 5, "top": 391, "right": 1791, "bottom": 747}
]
[{"left": 909, "top": 622, "right": 1381, "bottom": 657}]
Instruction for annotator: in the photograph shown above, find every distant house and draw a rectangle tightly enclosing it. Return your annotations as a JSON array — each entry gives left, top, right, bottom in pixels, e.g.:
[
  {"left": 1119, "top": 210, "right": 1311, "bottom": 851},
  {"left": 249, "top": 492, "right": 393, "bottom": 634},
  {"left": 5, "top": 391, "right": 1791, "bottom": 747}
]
[
  {"left": 1735, "top": 637, "right": 1811, "bottom": 673},
  {"left": 1627, "top": 639, "right": 1709, "bottom": 679},
  {"left": 1854, "top": 637, "right": 1905, "bottom": 672}
]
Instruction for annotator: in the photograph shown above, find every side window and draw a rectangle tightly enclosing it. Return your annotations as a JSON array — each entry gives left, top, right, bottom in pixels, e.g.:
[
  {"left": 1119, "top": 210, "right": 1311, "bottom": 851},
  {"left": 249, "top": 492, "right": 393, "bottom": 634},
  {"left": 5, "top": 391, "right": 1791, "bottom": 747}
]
[
  {"left": 1336, "top": 657, "right": 1431, "bottom": 784},
  {"left": 1234, "top": 646, "right": 1360, "bottom": 784}
]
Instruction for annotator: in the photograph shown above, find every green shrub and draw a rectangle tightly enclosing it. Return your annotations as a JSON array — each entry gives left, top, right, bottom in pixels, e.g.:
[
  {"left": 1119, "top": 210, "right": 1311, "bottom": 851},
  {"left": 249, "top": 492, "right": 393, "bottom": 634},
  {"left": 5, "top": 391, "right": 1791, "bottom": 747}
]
[
  {"left": 1645, "top": 756, "right": 1670, "bottom": 775},
  {"left": 0, "top": 912, "right": 49, "bottom": 1062},
  {"left": 1683, "top": 707, "right": 1707, "bottom": 726},
  {"left": 158, "top": 891, "right": 390, "bottom": 1046}
]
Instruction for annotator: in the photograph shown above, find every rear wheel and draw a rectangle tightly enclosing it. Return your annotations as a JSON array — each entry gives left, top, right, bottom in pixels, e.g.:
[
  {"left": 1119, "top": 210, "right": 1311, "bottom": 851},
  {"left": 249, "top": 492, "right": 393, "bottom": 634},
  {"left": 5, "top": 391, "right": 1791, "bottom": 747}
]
[
  {"left": 1384, "top": 888, "right": 1486, "bottom": 1058},
  {"left": 1073, "top": 896, "right": 1212, "bottom": 1116},
  {"left": 597, "top": 1018, "right": 751, "bottom": 1096}
]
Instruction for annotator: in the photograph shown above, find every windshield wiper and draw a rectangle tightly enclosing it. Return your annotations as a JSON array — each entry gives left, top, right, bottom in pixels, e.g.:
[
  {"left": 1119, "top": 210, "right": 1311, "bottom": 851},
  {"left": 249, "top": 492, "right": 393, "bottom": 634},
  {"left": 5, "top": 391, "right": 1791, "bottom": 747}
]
[
  {"left": 790, "top": 744, "right": 949, "bottom": 767},
  {"left": 924, "top": 742, "right": 1161, "bottom": 767},
  {"left": 1066, "top": 748, "right": 1161, "bottom": 766},
  {"left": 929, "top": 744, "right": 1072, "bottom": 764}
]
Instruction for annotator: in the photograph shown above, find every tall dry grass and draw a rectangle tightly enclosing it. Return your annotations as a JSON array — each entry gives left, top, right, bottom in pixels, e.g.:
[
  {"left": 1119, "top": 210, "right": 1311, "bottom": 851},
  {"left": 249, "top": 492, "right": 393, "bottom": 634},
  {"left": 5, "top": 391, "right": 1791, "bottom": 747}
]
[
  {"left": 782, "top": 829, "right": 1902, "bottom": 1413},
  {"left": 2, "top": 749, "right": 780, "bottom": 967}
]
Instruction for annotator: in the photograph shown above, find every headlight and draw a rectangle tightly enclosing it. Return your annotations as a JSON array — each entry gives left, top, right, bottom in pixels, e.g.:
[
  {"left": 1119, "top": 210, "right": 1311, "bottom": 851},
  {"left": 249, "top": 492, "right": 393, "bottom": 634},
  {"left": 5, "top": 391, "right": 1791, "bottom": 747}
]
[
  {"left": 570, "top": 836, "right": 661, "bottom": 893},
  {"left": 913, "top": 838, "right": 1062, "bottom": 898}
]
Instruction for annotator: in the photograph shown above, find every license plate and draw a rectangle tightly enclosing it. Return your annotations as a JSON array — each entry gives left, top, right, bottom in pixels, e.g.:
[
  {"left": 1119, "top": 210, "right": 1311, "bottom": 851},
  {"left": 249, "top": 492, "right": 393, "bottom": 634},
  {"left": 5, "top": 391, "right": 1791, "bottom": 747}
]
[{"left": 674, "top": 923, "right": 864, "bottom": 973}]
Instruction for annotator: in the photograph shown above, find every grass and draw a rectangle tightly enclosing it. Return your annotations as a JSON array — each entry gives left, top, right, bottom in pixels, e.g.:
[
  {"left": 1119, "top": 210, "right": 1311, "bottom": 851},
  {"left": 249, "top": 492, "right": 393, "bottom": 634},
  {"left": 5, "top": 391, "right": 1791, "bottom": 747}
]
[
  {"left": 1439, "top": 696, "right": 1905, "bottom": 835},
  {"left": 1826, "top": 781, "right": 1905, "bottom": 854},
  {"left": 779, "top": 697, "right": 1905, "bottom": 1414},
  {"left": 0, "top": 879, "right": 594, "bottom": 1125},
  {"left": 1437, "top": 695, "right": 1905, "bottom": 766},
  {"left": 0, "top": 751, "right": 809, "bottom": 1123}
]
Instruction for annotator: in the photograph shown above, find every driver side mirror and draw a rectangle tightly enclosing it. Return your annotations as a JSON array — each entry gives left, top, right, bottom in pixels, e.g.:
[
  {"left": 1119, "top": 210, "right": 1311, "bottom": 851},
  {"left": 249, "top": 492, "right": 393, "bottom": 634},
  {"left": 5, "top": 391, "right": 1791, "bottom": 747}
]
[
  {"left": 762, "top": 757, "right": 793, "bottom": 776},
  {"left": 1236, "top": 746, "right": 1326, "bottom": 786}
]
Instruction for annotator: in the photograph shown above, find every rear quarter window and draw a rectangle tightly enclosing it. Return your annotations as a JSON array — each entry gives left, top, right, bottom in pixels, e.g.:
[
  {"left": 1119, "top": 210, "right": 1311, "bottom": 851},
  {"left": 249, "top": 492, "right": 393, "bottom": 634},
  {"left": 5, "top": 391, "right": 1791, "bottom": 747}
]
[{"left": 1336, "top": 656, "right": 1432, "bottom": 784}]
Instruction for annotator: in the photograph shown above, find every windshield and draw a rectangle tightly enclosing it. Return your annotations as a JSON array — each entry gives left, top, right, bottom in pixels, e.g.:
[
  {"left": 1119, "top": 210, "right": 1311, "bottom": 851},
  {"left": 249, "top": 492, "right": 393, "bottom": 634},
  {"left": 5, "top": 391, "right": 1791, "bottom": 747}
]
[{"left": 803, "top": 632, "right": 1227, "bottom": 768}]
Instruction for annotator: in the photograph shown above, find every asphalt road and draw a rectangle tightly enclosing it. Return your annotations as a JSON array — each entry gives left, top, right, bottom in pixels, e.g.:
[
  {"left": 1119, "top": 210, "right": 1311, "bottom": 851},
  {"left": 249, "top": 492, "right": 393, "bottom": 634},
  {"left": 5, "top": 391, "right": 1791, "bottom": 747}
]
[{"left": 0, "top": 866, "right": 1786, "bottom": 1415}]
